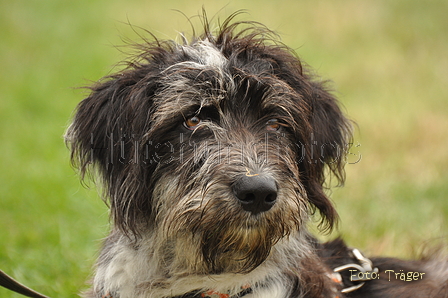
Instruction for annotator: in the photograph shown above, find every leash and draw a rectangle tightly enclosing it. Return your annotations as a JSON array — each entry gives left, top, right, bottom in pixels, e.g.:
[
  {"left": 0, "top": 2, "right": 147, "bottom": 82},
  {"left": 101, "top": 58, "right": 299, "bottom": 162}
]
[{"left": 0, "top": 270, "right": 50, "bottom": 298}]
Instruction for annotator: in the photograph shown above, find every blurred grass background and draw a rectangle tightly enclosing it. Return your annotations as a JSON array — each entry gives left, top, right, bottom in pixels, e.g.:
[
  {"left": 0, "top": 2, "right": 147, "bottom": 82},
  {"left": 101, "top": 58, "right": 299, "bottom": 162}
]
[{"left": 1, "top": 0, "right": 447, "bottom": 296}]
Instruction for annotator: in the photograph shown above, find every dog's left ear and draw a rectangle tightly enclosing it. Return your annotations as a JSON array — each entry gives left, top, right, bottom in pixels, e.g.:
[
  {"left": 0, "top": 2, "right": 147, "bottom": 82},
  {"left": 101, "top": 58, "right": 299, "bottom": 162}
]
[
  {"left": 247, "top": 40, "right": 352, "bottom": 230},
  {"left": 299, "top": 80, "right": 353, "bottom": 231}
]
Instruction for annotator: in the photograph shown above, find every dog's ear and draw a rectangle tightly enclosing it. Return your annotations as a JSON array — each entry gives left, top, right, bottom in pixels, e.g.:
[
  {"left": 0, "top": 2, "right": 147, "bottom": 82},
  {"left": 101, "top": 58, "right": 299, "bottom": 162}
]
[
  {"left": 66, "top": 66, "right": 159, "bottom": 236},
  {"left": 299, "top": 81, "right": 352, "bottom": 232},
  {"left": 267, "top": 46, "right": 352, "bottom": 231}
]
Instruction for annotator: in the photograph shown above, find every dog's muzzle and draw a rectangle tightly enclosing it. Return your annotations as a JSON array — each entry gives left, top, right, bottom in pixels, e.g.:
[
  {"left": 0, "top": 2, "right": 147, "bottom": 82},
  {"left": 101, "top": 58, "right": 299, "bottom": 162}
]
[{"left": 232, "top": 173, "right": 277, "bottom": 214}]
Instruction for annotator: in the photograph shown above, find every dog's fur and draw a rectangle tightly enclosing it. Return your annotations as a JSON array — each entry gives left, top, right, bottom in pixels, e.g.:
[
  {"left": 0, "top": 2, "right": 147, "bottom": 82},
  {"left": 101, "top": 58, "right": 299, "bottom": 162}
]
[{"left": 66, "top": 13, "right": 447, "bottom": 298}]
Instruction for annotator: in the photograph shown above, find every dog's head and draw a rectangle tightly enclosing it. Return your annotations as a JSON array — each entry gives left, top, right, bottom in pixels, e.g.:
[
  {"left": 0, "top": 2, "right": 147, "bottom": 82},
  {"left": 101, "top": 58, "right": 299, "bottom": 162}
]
[{"left": 67, "top": 16, "right": 352, "bottom": 274}]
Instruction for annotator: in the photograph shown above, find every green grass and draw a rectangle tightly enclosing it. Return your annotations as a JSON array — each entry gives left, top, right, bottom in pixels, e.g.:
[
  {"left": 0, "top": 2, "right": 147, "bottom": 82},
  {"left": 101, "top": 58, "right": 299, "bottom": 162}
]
[{"left": 1, "top": 0, "right": 447, "bottom": 296}]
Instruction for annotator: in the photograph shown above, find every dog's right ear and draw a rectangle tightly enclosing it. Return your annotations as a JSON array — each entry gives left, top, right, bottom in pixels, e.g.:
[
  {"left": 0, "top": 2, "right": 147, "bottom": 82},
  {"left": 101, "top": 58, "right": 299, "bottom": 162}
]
[
  {"left": 66, "top": 72, "right": 152, "bottom": 178},
  {"left": 66, "top": 65, "right": 160, "bottom": 235}
]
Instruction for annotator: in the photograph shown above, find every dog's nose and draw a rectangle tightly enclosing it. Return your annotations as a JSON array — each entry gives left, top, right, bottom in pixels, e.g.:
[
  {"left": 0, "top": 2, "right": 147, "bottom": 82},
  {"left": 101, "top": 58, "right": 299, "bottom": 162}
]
[{"left": 233, "top": 174, "right": 277, "bottom": 214}]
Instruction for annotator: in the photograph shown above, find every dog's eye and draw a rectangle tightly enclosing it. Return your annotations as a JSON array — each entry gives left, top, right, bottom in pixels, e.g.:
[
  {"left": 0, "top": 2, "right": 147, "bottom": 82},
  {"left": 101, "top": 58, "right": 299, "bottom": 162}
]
[
  {"left": 266, "top": 119, "right": 281, "bottom": 131},
  {"left": 183, "top": 116, "right": 202, "bottom": 130}
]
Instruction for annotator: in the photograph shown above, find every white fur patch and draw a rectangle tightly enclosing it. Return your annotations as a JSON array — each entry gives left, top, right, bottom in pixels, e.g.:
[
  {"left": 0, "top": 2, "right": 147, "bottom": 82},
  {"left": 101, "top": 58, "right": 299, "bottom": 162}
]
[
  {"left": 90, "top": 232, "right": 310, "bottom": 298},
  {"left": 166, "top": 39, "right": 228, "bottom": 72}
]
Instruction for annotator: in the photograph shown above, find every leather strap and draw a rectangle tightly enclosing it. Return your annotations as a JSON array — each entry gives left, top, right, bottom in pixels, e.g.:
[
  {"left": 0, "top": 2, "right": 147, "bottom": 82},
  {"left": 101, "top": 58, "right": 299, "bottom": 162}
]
[{"left": 0, "top": 270, "right": 50, "bottom": 298}]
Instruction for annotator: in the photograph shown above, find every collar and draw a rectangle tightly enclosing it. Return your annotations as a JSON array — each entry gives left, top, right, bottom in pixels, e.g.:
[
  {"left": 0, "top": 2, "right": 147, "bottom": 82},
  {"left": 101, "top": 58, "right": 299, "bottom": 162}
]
[{"left": 173, "top": 285, "right": 252, "bottom": 298}]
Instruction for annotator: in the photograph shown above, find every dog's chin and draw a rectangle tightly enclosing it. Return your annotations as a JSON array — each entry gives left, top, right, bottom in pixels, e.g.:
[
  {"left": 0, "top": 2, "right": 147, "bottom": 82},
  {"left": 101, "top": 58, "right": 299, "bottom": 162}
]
[
  {"left": 201, "top": 229, "right": 266, "bottom": 274},
  {"left": 199, "top": 215, "right": 298, "bottom": 274}
]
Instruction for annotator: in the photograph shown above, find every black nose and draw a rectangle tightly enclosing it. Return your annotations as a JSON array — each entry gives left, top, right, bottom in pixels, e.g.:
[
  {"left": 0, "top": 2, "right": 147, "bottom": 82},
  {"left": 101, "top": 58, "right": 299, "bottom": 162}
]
[{"left": 233, "top": 174, "right": 277, "bottom": 214}]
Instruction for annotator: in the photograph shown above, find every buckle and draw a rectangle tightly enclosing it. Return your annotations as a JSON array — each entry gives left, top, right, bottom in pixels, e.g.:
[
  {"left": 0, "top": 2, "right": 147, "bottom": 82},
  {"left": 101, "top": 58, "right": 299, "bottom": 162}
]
[{"left": 333, "top": 248, "right": 379, "bottom": 294}]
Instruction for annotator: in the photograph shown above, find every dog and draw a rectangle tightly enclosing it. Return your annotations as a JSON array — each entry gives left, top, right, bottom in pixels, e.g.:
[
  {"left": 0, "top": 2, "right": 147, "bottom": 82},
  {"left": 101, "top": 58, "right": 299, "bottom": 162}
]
[{"left": 66, "top": 13, "right": 447, "bottom": 298}]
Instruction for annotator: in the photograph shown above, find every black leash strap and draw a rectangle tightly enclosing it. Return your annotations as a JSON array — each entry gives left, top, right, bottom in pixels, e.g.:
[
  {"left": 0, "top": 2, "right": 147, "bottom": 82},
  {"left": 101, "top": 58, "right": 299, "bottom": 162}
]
[{"left": 0, "top": 270, "right": 50, "bottom": 298}]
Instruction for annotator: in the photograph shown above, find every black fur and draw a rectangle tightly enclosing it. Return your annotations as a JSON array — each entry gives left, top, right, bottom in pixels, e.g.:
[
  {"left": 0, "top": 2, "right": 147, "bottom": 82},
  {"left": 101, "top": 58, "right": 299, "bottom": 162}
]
[
  {"left": 66, "top": 12, "right": 447, "bottom": 298},
  {"left": 67, "top": 15, "right": 351, "bottom": 237}
]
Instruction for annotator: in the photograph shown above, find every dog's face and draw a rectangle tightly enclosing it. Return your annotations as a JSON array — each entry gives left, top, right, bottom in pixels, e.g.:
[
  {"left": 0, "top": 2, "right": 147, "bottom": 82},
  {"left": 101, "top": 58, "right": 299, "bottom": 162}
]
[{"left": 67, "top": 20, "right": 351, "bottom": 275}]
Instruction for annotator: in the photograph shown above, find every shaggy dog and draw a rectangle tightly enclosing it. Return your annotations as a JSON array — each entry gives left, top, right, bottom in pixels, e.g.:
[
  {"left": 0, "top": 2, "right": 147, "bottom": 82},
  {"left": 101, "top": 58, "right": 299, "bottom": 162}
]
[{"left": 66, "top": 13, "right": 447, "bottom": 298}]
